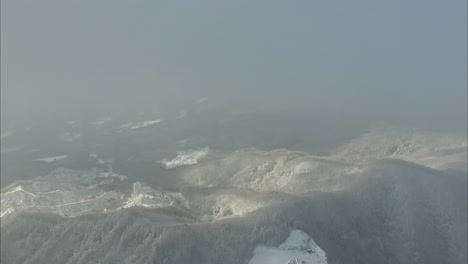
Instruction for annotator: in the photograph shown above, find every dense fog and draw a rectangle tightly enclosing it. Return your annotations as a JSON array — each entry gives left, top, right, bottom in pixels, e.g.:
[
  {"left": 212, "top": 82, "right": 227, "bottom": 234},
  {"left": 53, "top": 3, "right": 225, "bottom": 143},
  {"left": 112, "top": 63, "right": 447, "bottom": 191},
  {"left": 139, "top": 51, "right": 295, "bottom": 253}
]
[
  {"left": 1, "top": 1, "right": 466, "bottom": 264},
  {"left": 2, "top": 0, "right": 467, "bottom": 132}
]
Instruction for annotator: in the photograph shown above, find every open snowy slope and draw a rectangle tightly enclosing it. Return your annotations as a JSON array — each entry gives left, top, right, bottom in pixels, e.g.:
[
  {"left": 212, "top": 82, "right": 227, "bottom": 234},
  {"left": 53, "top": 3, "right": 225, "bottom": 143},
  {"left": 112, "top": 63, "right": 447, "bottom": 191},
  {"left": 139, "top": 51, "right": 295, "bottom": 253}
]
[
  {"left": 249, "top": 230, "right": 327, "bottom": 264},
  {"left": 332, "top": 127, "right": 467, "bottom": 170},
  {"left": 177, "top": 148, "right": 363, "bottom": 193}
]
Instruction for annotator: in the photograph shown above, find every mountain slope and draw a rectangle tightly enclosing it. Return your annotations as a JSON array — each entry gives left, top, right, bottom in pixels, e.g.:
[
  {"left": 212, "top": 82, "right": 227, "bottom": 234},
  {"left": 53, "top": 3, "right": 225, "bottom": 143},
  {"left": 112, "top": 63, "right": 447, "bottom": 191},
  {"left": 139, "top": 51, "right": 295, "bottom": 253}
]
[
  {"left": 1, "top": 159, "right": 465, "bottom": 264},
  {"left": 1, "top": 127, "right": 466, "bottom": 264}
]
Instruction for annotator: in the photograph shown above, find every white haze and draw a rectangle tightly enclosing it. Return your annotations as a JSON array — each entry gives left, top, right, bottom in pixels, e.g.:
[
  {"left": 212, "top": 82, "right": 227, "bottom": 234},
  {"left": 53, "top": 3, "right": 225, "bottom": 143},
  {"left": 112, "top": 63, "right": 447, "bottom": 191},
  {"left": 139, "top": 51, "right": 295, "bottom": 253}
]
[{"left": 0, "top": 1, "right": 466, "bottom": 264}]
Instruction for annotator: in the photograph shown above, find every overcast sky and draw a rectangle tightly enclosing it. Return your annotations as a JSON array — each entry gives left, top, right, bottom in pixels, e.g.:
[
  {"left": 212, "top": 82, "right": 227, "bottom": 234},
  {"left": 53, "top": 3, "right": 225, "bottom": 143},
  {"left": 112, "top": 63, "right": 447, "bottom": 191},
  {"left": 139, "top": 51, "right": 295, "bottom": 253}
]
[{"left": 1, "top": 0, "right": 466, "bottom": 131}]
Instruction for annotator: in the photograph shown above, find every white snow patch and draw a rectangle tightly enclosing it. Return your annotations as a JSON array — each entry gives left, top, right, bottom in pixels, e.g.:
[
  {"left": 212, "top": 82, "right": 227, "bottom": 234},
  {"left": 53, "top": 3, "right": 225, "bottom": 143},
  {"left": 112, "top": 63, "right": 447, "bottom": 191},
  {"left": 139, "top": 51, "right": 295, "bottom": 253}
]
[
  {"left": 176, "top": 139, "right": 191, "bottom": 145},
  {"left": 130, "top": 119, "right": 161, "bottom": 129},
  {"left": 97, "top": 170, "right": 127, "bottom": 180},
  {"left": 37, "top": 155, "right": 68, "bottom": 163},
  {"left": 249, "top": 230, "right": 328, "bottom": 264},
  {"left": 161, "top": 148, "right": 210, "bottom": 169}
]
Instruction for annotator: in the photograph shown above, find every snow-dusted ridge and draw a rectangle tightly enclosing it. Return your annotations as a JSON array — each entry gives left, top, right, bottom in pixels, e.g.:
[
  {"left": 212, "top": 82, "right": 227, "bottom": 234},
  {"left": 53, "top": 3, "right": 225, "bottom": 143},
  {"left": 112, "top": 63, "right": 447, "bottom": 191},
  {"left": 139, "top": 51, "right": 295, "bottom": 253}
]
[
  {"left": 37, "top": 155, "right": 68, "bottom": 163},
  {"left": 117, "top": 119, "right": 162, "bottom": 132},
  {"left": 249, "top": 230, "right": 327, "bottom": 264},
  {"left": 131, "top": 119, "right": 161, "bottom": 129},
  {"left": 119, "top": 182, "right": 174, "bottom": 209},
  {"left": 161, "top": 147, "right": 210, "bottom": 168},
  {"left": 0, "top": 168, "right": 127, "bottom": 218},
  {"left": 2, "top": 127, "right": 466, "bottom": 222},
  {"left": 0, "top": 168, "right": 180, "bottom": 219},
  {"left": 332, "top": 127, "right": 467, "bottom": 171},
  {"left": 178, "top": 148, "right": 363, "bottom": 193}
]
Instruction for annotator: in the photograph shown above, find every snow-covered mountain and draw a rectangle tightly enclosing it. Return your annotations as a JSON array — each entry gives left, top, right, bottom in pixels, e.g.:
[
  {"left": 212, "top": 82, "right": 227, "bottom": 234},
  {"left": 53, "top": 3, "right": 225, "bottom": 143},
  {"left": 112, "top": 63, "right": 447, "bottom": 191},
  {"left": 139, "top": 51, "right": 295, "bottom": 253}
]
[
  {"left": 1, "top": 127, "right": 466, "bottom": 264},
  {"left": 1, "top": 169, "right": 124, "bottom": 218},
  {"left": 0, "top": 168, "right": 182, "bottom": 220},
  {"left": 332, "top": 127, "right": 467, "bottom": 170}
]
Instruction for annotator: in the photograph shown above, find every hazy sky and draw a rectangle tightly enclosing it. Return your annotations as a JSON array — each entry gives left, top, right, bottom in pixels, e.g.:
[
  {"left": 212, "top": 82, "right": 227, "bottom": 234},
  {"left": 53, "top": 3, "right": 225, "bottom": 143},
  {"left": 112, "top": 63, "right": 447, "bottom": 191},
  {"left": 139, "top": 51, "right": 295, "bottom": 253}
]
[{"left": 1, "top": 0, "right": 467, "bottom": 130}]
